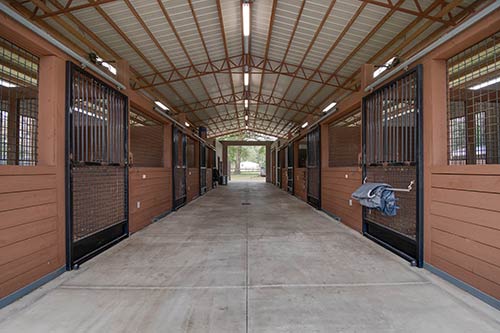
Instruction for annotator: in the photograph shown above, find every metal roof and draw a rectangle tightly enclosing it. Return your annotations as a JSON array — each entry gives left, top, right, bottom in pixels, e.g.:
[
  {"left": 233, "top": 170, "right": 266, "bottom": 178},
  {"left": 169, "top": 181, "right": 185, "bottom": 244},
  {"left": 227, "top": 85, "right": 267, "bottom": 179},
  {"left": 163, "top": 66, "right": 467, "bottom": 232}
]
[{"left": 7, "top": 0, "right": 487, "bottom": 138}]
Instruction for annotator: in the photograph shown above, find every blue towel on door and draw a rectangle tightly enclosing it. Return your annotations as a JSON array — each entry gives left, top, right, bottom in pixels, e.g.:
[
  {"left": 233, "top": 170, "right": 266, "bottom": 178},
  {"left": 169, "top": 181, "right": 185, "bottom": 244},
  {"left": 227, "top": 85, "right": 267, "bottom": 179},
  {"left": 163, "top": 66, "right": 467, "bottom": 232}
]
[{"left": 351, "top": 183, "right": 399, "bottom": 216}]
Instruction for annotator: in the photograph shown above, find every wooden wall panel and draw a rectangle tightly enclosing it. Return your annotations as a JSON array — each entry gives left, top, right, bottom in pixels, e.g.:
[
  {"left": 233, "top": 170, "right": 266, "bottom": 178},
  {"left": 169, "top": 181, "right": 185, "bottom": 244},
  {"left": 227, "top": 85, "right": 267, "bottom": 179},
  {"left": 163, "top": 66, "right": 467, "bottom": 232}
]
[
  {"left": 187, "top": 168, "right": 200, "bottom": 202},
  {"left": 129, "top": 167, "right": 172, "bottom": 233},
  {"left": 206, "top": 168, "right": 213, "bottom": 192},
  {"left": 294, "top": 168, "right": 307, "bottom": 202},
  {"left": 428, "top": 168, "right": 500, "bottom": 299},
  {"left": 321, "top": 167, "right": 362, "bottom": 232},
  {"left": 130, "top": 126, "right": 163, "bottom": 167},
  {"left": 0, "top": 168, "right": 62, "bottom": 299}
]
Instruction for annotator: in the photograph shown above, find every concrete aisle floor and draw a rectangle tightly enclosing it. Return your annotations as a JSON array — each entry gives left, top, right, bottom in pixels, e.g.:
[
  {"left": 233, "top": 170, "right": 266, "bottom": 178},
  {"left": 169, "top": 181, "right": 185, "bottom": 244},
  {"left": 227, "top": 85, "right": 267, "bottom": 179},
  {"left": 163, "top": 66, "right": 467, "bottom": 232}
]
[{"left": 0, "top": 182, "right": 499, "bottom": 332}]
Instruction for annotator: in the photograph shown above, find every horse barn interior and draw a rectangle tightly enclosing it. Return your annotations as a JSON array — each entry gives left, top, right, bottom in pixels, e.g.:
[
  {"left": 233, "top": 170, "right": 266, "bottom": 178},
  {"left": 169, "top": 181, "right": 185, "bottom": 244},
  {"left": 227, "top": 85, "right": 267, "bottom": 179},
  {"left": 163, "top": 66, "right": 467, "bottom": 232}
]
[{"left": 0, "top": 0, "right": 499, "bottom": 331}]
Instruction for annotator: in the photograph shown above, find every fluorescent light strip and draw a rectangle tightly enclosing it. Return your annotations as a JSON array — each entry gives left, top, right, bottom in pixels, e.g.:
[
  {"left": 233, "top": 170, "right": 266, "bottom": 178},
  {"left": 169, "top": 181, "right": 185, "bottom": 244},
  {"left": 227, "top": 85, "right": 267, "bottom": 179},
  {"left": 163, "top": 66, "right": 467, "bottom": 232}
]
[
  {"left": 322, "top": 101, "right": 337, "bottom": 113},
  {"left": 469, "top": 76, "right": 500, "bottom": 90},
  {"left": 301, "top": 122, "right": 309, "bottom": 128},
  {"left": 244, "top": 72, "right": 249, "bottom": 86},
  {"left": 242, "top": 3, "right": 250, "bottom": 37},
  {"left": 155, "top": 101, "right": 169, "bottom": 111},
  {"left": 244, "top": 99, "right": 249, "bottom": 108}
]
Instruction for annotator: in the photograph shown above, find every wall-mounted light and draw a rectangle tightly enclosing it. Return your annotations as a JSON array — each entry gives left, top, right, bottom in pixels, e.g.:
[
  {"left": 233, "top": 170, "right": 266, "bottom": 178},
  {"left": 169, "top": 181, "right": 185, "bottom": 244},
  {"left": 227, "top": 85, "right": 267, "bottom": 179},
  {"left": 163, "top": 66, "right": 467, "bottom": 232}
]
[
  {"left": 184, "top": 122, "right": 190, "bottom": 127},
  {"left": 242, "top": 3, "right": 250, "bottom": 37},
  {"left": 301, "top": 122, "right": 309, "bottom": 129},
  {"left": 373, "top": 56, "right": 398, "bottom": 78},
  {"left": 155, "top": 101, "right": 169, "bottom": 111},
  {"left": 322, "top": 101, "right": 337, "bottom": 113}
]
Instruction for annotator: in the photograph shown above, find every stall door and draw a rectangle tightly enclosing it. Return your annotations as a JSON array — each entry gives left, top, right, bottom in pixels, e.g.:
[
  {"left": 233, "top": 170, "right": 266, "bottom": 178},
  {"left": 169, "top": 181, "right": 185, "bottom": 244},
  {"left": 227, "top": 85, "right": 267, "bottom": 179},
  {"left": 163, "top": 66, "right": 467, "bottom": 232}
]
[
  {"left": 66, "top": 62, "right": 128, "bottom": 269},
  {"left": 200, "top": 143, "right": 207, "bottom": 195},
  {"left": 362, "top": 65, "right": 423, "bottom": 267},
  {"left": 287, "top": 143, "right": 294, "bottom": 194},
  {"left": 307, "top": 127, "right": 321, "bottom": 208},
  {"left": 173, "top": 126, "right": 187, "bottom": 209}
]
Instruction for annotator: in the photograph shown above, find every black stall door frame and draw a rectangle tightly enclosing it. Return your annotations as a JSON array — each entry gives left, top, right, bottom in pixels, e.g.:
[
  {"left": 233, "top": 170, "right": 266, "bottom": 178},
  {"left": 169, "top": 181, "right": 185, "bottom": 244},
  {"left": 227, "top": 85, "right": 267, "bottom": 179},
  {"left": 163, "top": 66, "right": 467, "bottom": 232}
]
[
  {"left": 362, "top": 65, "right": 423, "bottom": 267},
  {"left": 65, "top": 62, "right": 129, "bottom": 269}
]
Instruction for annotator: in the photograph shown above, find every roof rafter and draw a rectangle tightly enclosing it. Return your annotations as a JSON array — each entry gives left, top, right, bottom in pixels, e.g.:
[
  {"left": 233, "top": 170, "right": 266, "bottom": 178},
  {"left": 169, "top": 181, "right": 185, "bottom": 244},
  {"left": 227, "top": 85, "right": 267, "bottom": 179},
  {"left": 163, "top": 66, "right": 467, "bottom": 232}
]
[
  {"left": 297, "top": 0, "right": 468, "bottom": 132},
  {"left": 30, "top": 0, "right": 117, "bottom": 19},
  {"left": 131, "top": 54, "right": 355, "bottom": 91},
  {"left": 178, "top": 91, "right": 314, "bottom": 116},
  {"left": 359, "top": 0, "right": 455, "bottom": 26}
]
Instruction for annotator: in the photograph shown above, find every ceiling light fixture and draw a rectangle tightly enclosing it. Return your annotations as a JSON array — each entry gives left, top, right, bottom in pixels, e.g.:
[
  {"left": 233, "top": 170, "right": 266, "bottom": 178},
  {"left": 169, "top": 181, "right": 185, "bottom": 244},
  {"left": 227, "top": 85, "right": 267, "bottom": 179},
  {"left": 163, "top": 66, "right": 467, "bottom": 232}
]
[
  {"left": 245, "top": 115, "right": 249, "bottom": 121},
  {"left": 242, "top": 3, "right": 250, "bottom": 37},
  {"left": 322, "top": 102, "right": 337, "bottom": 113},
  {"left": 301, "top": 122, "right": 309, "bottom": 128},
  {"left": 246, "top": 125, "right": 249, "bottom": 130},
  {"left": 469, "top": 76, "right": 500, "bottom": 90},
  {"left": 154, "top": 101, "right": 169, "bottom": 111},
  {"left": 244, "top": 72, "right": 249, "bottom": 87},
  {"left": 244, "top": 99, "right": 249, "bottom": 108},
  {"left": 184, "top": 122, "right": 190, "bottom": 127}
]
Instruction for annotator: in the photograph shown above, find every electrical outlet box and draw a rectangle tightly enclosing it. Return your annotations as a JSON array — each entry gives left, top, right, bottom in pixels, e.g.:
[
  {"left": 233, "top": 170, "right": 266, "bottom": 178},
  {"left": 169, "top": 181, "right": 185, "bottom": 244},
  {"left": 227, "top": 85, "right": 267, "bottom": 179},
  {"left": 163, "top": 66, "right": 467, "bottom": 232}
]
[{"left": 349, "top": 199, "right": 353, "bottom": 206}]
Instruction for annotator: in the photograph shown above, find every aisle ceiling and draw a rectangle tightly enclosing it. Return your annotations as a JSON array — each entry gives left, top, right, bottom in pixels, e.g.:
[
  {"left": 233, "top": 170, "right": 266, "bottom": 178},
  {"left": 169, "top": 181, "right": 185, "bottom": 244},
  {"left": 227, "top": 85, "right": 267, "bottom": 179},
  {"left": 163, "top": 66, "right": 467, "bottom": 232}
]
[{"left": 6, "top": 0, "right": 488, "bottom": 137}]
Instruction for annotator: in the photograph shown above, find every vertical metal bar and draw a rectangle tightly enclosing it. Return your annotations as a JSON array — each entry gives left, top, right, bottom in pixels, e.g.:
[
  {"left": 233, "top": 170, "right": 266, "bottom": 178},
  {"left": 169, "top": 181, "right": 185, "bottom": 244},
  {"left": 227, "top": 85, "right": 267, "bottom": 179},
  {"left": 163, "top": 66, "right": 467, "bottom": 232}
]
[
  {"left": 72, "top": 72, "right": 77, "bottom": 161},
  {"left": 402, "top": 75, "right": 407, "bottom": 162},
  {"left": 396, "top": 78, "right": 399, "bottom": 162}
]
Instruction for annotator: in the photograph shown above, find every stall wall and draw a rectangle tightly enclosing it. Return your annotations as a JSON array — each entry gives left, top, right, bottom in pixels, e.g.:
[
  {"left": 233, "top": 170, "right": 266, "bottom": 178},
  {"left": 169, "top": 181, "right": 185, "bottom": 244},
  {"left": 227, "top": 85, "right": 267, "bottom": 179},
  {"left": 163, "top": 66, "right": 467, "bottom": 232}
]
[
  {"left": 419, "top": 14, "right": 500, "bottom": 299},
  {"left": 0, "top": 167, "right": 64, "bottom": 299},
  {"left": 320, "top": 94, "right": 363, "bottom": 232},
  {"left": 0, "top": 13, "right": 165, "bottom": 301}
]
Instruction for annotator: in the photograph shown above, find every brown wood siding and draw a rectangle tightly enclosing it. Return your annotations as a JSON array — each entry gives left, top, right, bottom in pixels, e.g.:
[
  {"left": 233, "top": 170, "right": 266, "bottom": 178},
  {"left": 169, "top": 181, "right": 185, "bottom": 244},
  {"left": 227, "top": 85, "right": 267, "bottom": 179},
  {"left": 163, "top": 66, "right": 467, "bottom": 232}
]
[
  {"left": 187, "top": 168, "right": 200, "bottom": 202},
  {"left": 281, "top": 168, "right": 287, "bottom": 191},
  {"left": 321, "top": 167, "right": 362, "bottom": 232},
  {"left": 129, "top": 167, "right": 172, "bottom": 234},
  {"left": 206, "top": 168, "right": 213, "bottom": 191},
  {"left": 428, "top": 167, "right": 500, "bottom": 298},
  {"left": 294, "top": 168, "right": 307, "bottom": 202},
  {"left": 0, "top": 167, "right": 63, "bottom": 299},
  {"left": 130, "top": 125, "right": 163, "bottom": 167}
]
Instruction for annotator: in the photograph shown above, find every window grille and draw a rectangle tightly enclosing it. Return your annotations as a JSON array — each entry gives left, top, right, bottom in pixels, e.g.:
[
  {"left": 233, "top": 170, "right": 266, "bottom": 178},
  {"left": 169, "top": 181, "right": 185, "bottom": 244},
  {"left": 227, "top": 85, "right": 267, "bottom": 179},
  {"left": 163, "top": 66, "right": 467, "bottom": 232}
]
[
  {"left": 447, "top": 32, "right": 500, "bottom": 165},
  {"left": 0, "top": 37, "right": 39, "bottom": 165},
  {"left": 297, "top": 137, "right": 307, "bottom": 168},
  {"left": 328, "top": 110, "right": 361, "bottom": 167}
]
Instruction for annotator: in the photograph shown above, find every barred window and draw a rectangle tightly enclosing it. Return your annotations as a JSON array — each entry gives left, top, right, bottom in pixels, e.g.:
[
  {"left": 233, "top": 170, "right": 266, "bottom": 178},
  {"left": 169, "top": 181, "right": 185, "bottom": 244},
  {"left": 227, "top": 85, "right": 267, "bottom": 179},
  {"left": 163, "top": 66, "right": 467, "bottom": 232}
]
[
  {"left": 447, "top": 32, "right": 500, "bottom": 165},
  {"left": 0, "top": 37, "right": 39, "bottom": 165},
  {"left": 328, "top": 110, "right": 361, "bottom": 167},
  {"left": 129, "top": 108, "right": 163, "bottom": 167}
]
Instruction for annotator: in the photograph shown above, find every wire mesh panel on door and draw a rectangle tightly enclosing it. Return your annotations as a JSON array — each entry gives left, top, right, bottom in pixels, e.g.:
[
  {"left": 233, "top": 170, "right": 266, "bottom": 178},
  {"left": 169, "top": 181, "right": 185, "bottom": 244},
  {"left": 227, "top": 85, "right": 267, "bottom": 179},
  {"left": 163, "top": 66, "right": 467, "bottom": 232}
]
[
  {"left": 66, "top": 62, "right": 128, "bottom": 268},
  {"left": 362, "top": 65, "right": 423, "bottom": 266}
]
